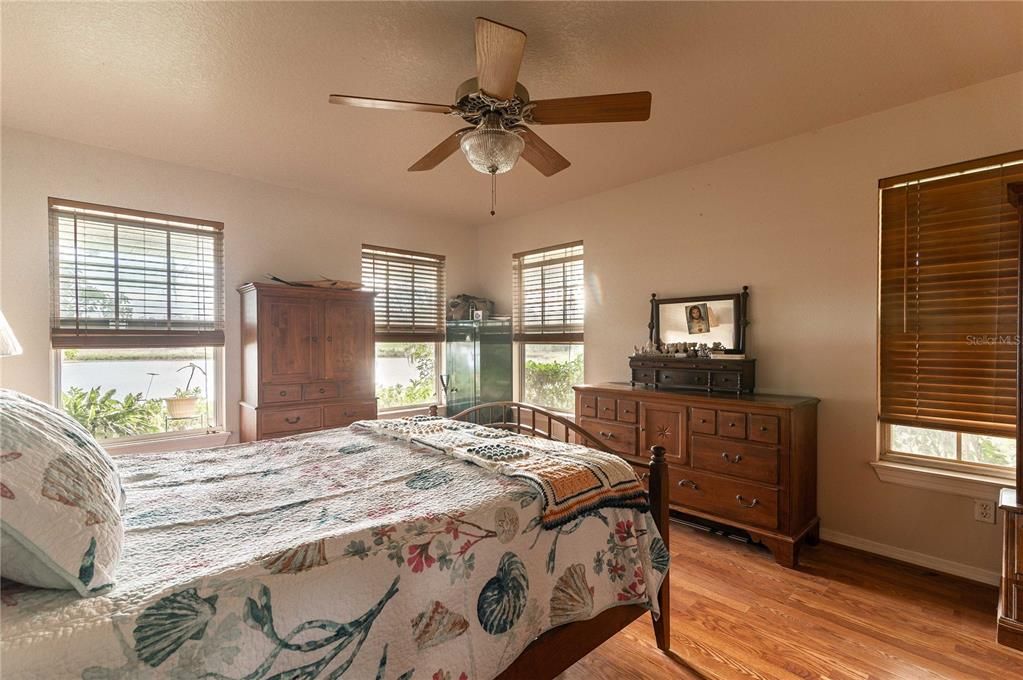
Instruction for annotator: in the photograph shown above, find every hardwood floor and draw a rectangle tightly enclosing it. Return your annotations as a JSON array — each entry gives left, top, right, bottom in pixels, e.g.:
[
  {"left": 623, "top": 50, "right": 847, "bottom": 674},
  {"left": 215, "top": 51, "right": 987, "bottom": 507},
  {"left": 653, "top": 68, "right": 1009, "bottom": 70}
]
[{"left": 558, "top": 519, "right": 1023, "bottom": 679}]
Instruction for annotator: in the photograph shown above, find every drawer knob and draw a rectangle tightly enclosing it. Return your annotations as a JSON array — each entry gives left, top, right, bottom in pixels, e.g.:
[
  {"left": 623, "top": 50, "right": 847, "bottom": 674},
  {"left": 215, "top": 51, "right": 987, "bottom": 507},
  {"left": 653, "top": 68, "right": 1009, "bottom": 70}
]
[
  {"left": 736, "top": 495, "right": 759, "bottom": 509},
  {"left": 699, "top": 419, "right": 706, "bottom": 424},
  {"left": 721, "top": 452, "right": 743, "bottom": 464},
  {"left": 599, "top": 431, "right": 616, "bottom": 440},
  {"left": 279, "top": 390, "right": 287, "bottom": 397},
  {"left": 285, "top": 416, "right": 301, "bottom": 424},
  {"left": 729, "top": 422, "right": 736, "bottom": 427},
  {"left": 760, "top": 426, "right": 768, "bottom": 432},
  {"left": 319, "top": 388, "right": 326, "bottom": 394},
  {"left": 677, "top": 479, "right": 698, "bottom": 490}
]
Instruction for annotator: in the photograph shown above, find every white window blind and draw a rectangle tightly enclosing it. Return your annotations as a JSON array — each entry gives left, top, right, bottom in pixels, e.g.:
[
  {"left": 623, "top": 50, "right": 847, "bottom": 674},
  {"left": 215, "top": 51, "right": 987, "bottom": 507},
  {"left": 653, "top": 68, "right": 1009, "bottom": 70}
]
[
  {"left": 513, "top": 241, "right": 584, "bottom": 342},
  {"left": 49, "top": 198, "right": 225, "bottom": 348},
  {"left": 361, "top": 244, "right": 446, "bottom": 342}
]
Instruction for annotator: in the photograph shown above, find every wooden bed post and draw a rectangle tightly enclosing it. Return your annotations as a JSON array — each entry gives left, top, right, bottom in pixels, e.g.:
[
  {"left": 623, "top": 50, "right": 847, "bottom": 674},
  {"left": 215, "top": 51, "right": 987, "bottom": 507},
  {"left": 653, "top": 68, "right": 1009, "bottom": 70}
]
[{"left": 648, "top": 445, "right": 671, "bottom": 652}]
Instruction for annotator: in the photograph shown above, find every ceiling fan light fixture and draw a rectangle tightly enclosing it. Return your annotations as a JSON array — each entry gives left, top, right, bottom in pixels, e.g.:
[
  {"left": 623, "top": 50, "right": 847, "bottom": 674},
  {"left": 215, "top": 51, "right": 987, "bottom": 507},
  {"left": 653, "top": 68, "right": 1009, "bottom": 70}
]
[{"left": 459, "top": 113, "right": 524, "bottom": 175}]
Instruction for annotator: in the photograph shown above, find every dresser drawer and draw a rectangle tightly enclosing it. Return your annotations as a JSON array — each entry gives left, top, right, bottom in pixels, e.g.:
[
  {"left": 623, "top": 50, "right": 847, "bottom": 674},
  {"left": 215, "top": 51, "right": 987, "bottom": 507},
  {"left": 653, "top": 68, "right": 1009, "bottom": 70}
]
[
  {"left": 579, "top": 394, "right": 598, "bottom": 418},
  {"left": 323, "top": 401, "right": 377, "bottom": 428},
  {"left": 597, "top": 397, "right": 617, "bottom": 420},
  {"left": 617, "top": 399, "right": 638, "bottom": 424},
  {"left": 260, "top": 406, "right": 322, "bottom": 435},
  {"left": 578, "top": 417, "right": 637, "bottom": 457},
  {"left": 691, "top": 436, "right": 779, "bottom": 485},
  {"left": 303, "top": 382, "right": 339, "bottom": 400},
  {"left": 691, "top": 408, "right": 716, "bottom": 434},
  {"left": 718, "top": 411, "right": 747, "bottom": 439},
  {"left": 710, "top": 371, "right": 742, "bottom": 391},
  {"left": 750, "top": 414, "right": 780, "bottom": 444},
  {"left": 632, "top": 368, "right": 656, "bottom": 384},
  {"left": 658, "top": 369, "right": 709, "bottom": 389},
  {"left": 263, "top": 384, "right": 301, "bottom": 404},
  {"left": 670, "top": 468, "right": 779, "bottom": 530}
]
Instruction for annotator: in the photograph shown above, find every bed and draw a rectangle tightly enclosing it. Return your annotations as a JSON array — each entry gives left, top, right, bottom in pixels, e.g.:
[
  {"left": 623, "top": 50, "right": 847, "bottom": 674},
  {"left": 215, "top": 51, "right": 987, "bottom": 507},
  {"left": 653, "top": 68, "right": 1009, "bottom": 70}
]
[{"left": 0, "top": 402, "right": 671, "bottom": 679}]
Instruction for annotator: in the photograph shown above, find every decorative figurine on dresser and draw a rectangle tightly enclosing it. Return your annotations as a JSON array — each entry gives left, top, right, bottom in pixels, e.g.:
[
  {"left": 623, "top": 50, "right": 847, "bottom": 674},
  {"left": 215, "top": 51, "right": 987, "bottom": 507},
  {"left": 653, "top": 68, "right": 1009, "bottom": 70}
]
[
  {"left": 579, "top": 286, "right": 820, "bottom": 568},
  {"left": 630, "top": 287, "right": 755, "bottom": 394},
  {"left": 238, "top": 282, "right": 377, "bottom": 441}
]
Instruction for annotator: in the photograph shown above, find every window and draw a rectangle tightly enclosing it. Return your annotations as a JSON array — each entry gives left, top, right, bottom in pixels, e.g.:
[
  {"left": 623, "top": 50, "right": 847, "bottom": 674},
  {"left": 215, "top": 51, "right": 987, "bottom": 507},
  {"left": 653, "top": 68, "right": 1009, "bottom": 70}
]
[
  {"left": 878, "top": 152, "right": 1023, "bottom": 475},
  {"left": 361, "top": 244, "right": 445, "bottom": 409},
  {"left": 49, "top": 198, "right": 224, "bottom": 442},
  {"left": 513, "top": 241, "right": 584, "bottom": 412}
]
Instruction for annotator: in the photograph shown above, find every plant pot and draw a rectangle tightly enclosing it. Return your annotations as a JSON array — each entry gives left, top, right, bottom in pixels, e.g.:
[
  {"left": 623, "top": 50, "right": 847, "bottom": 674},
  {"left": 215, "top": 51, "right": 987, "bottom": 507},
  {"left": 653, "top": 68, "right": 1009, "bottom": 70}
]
[{"left": 164, "top": 396, "right": 199, "bottom": 419}]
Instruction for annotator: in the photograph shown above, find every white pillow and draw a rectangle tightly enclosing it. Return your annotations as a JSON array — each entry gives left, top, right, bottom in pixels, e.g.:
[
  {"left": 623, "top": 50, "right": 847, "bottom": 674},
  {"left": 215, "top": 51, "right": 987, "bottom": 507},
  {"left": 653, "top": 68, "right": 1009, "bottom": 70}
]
[{"left": 0, "top": 389, "right": 125, "bottom": 595}]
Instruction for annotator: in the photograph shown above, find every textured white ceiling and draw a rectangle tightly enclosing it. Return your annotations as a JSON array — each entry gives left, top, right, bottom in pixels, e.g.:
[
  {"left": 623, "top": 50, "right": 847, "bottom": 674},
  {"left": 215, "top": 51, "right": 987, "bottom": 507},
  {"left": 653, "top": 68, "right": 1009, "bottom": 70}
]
[{"left": 3, "top": 2, "right": 1021, "bottom": 227}]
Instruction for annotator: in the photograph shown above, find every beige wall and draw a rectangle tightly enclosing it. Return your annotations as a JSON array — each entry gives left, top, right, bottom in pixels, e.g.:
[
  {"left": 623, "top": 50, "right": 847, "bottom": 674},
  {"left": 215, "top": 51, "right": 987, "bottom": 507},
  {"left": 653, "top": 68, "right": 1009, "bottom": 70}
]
[
  {"left": 0, "top": 128, "right": 478, "bottom": 435},
  {"left": 474, "top": 72, "right": 1023, "bottom": 578}
]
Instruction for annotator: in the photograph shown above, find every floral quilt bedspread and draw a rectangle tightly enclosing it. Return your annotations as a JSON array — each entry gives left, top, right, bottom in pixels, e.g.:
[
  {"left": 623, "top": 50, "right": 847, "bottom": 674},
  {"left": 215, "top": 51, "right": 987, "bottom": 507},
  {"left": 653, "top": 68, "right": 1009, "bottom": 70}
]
[{"left": 1, "top": 424, "right": 669, "bottom": 680}]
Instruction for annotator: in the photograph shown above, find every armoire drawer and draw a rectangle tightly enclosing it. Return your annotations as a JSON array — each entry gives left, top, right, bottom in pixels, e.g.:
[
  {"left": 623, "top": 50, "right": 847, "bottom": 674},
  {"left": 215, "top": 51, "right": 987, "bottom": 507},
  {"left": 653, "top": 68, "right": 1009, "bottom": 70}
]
[
  {"left": 670, "top": 468, "right": 779, "bottom": 530},
  {"left": 323, "top": 401, "right": 377, "bottom": 428},
  {"left": 263, "top": 384, "right": 302, "bottom": 404},
  {"left": 578, "top": 417, "right": 637, "bottom": 457},
  {"left": 303, "top": 382, "right": 339, "bottom": 400},
  {"left": 260, "top": 406, "right": 322, "bottom": 435},
  {"left": 691, "top": 435, "right": 779, "bottom": 485}
]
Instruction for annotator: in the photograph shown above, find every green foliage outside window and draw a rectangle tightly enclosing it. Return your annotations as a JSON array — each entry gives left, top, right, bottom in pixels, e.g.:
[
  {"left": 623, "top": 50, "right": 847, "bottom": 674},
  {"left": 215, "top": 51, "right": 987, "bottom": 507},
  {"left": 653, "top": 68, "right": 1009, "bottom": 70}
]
[
  {"left": 524, "top": 354, "right": 584, "bottom": 413},
  {"left": 377, "top": 343, "right": 436, "bottom": 409},
  {"left": 61, "top": 387, "right": 164, "bottom": 440}
]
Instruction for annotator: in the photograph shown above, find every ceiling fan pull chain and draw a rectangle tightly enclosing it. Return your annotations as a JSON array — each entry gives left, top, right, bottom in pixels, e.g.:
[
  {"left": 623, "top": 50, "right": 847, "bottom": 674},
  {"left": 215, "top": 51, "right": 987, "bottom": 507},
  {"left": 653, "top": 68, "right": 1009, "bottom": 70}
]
[{"left": 491, "top": 172, "right": 497, "bottom": 217}]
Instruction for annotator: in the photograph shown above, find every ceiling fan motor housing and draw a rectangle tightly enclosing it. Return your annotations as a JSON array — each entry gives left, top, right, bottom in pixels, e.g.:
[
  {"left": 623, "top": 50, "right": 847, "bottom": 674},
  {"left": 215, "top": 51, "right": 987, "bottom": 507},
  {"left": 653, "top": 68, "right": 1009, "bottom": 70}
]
[{"left": 455, "top": 77, "right": 531, "bottom": 127}]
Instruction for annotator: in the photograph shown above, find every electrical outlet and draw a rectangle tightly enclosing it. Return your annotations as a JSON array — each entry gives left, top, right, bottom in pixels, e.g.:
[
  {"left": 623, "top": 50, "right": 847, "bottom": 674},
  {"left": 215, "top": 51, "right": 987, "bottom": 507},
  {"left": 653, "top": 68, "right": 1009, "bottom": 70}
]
[{"left": 974, "top": 499, "right": 996, "bottom": 524}]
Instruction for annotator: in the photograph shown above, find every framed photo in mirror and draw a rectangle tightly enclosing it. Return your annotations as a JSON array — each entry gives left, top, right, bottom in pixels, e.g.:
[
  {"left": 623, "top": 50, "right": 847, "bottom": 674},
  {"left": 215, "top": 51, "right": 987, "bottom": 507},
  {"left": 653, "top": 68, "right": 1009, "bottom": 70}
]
[{"left": 648, "top": 286, "right": 749, "bottom": 354}]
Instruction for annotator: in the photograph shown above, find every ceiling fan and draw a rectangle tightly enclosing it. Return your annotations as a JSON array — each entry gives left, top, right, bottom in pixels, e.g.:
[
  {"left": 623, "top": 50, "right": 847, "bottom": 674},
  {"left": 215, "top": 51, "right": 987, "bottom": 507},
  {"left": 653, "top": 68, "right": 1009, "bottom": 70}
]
[{"left": 329, "top": 17, "right": 652, "bottom": 214}]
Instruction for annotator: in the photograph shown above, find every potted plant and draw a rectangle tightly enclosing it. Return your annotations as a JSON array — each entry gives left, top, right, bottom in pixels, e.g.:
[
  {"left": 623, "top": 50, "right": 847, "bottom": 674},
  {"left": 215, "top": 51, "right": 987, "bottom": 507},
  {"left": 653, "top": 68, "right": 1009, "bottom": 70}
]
[{"left": 163, "top": 363, "right": 207, "bottom": 420}]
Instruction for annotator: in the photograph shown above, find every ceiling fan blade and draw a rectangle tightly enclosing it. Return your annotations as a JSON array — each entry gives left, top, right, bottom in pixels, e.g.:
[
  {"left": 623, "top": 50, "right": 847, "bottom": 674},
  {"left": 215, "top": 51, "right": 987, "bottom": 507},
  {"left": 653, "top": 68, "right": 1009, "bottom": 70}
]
[
  {"left": 408, "top": 128, "right": 474, "bottom": 172},
  {"left": 516, "top": 127, "right": 570, "bottom": 177},
  {"left": 329, "top": 94, "right": 453, "bottom": 114},
  {"left": 474, "top": 17, "right": 526, "bottom": 101},
  {"left": 528, "top": 92, "right": 652, "bottom": 125}
]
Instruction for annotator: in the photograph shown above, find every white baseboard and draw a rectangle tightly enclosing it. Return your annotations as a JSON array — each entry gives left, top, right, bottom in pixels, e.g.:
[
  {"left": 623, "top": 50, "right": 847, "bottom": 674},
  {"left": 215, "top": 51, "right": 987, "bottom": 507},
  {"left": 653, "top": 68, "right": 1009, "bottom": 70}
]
[{"left": 819, "top": 528, "right": 1000, "bottom": 586}]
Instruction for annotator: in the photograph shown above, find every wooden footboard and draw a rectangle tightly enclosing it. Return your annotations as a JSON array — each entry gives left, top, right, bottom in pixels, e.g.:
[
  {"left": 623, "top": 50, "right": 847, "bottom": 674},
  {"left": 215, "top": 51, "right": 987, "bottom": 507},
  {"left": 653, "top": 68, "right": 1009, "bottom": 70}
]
[{"left": 428, "top": 402, "right": 672, "bottom": 677}]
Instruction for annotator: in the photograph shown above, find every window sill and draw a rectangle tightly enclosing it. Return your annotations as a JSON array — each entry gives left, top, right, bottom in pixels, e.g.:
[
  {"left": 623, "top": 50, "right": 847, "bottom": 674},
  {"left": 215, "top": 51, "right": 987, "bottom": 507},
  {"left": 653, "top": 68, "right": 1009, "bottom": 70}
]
[
  {"left": 105, "top": 431, "right": 233, "bottom": 456},
  {"left": 378, "top": 404, "right": 441, "bottom": 418},
  {"left": 870, "top": 460, "right": 1014, "bottom": 502}
]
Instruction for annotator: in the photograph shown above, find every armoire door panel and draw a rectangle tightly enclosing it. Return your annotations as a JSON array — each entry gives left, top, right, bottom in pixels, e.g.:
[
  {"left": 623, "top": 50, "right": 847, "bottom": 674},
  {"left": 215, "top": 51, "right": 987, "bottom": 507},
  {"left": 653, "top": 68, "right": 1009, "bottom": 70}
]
[
  {"left": 259, "top": 297, "right": 319, "bottom": 382},
  {"left": 641, "top": 403, "right": 686, "bottom": 464},
  {"left": 323, "top": 301, "right": 374, "bottom": 387}
]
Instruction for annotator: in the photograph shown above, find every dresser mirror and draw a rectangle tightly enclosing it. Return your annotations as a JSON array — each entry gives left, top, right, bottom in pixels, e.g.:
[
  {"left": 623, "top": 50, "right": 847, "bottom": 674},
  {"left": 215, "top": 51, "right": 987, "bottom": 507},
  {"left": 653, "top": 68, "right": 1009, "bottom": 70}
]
[{"left": 649, "top": 286, "right": 749, "bottom": 354}]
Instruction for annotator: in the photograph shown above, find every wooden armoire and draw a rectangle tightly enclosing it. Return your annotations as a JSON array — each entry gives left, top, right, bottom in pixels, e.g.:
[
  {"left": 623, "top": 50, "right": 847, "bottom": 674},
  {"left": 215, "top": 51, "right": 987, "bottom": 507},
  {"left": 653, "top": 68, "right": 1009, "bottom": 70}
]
[{"left": 238, "top": 283, "right": 377, "bottom": 441}]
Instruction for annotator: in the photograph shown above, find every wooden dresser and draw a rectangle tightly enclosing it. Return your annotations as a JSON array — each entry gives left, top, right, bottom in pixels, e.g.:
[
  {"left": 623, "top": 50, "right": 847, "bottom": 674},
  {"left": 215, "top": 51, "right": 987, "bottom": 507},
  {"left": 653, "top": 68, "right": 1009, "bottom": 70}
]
[
  {"left": 239, "top": 283, "right": 377, "bottom": 441},
  {"left": 574, "top": 383, "right": 819, "bottom": 567}
]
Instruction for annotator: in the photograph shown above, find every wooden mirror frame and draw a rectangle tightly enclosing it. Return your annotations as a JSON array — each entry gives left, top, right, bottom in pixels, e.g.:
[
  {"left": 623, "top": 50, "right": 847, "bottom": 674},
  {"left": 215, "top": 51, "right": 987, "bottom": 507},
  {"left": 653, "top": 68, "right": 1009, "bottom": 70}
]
[{"left": 648, "top": 286, "right": 750, "bottom": 354}]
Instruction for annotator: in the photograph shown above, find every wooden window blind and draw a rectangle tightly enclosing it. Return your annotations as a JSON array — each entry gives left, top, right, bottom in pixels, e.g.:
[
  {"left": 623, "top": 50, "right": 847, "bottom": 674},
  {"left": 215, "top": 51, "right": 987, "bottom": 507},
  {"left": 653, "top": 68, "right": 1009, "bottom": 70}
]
[
  {"left": 879, "top": 151, "right": 1023, "bottom": 438},
  {"left": 361, "top": 244, "right": 446, "bottom": 342},
  {"left": 513, "top": 241, "right": 584, "bottom": 342},
  {"left": 49, "top": 198, "right": 225, "bottom": 349}
]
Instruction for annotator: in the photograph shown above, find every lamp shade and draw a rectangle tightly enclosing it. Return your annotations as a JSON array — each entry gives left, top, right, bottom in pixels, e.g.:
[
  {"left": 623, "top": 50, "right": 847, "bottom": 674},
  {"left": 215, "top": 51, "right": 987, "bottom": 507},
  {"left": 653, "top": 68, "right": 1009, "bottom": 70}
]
[{"left": 0, "top": 311, "right": 23, "bottom": 357}]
